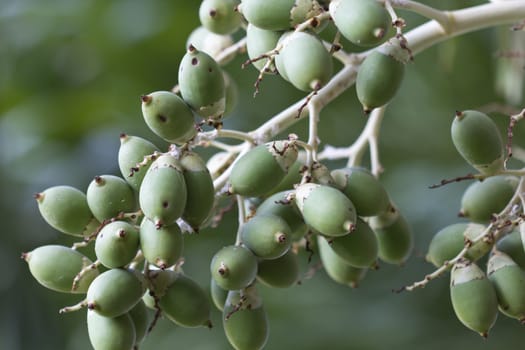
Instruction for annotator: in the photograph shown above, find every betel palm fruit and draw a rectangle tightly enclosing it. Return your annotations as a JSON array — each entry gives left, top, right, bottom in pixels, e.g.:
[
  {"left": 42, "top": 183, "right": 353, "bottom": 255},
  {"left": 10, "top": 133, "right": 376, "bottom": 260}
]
[
  {"left": 199, "top": 0, "right": 241, "bottom": 35},
  {"left": 179, "top": 151, "right": 215, "bottom": 230},
  {"left": 210, "top": 278, "right": 229, "bottom": 311},
  {"left": 142, "top": 268, "right": 178, "bottom": 310},
  {"left": 178, "top": 45, "right": 225, "bottom": 119},
  {"left": 158, "top": 272, "right": 212, "bottom": 328},
  {"left": 22, "top": 245, "right": 99, "bottom": 293},
  {"left": 230, "top": 139, "right": 298, "bottom": 197},
  {"left": 118, "top": 134, "right": 159, "bottom": 192},
  {"left": 497, "top": 229, "right": 525, "bottom": 270},
  {"left": 295, "top": 183, "right": 357, "bottom": 237},
  {"left": 269, "top": 159, "right": 303, "bottom": 194},
  {"left": 95, "top": 221, "right": 140, "bottom": 269},
  {"left": 139, "top": 154, "right": 187, "bottom": 228},
  {"left": 451, "top": 110, "right": 504, "bottom": 175},
  {"left": 310, "top": 161, "right": 336, "bottom": 186},
  {"left": 459, "top": 176, "right": 518, "bottom": 223},
  {"left": 141, "top": 91, "right": 196, "bottom": 144},
  {"left": 240, "top": 0, "right": 322, "bottom": 31},
  {"left": 223, "top": 70, "right": 239, "bottom": 117},
  {"left": 128, "top": 300, "right": 149, "bottom": 347},
  {"left": 317, "top": 236, "right": 367, "bottom": 288},
  {"left": 139, "top": 218, "right": 183, "bottom": 269},
  {"left": 246, "top": 23, "right": 281, "bottom": 73},
  {"left": 450, "top": 259, "right": 498, "bottom": 337},
  {"left": 240, "top": 214, "right": 291, "bottom": 260},
  {"left": 487, "top": 250, "right": 525, "bottom": 322},
  {"left": 426, "top": 222, "right": 490, "bottom": 268},
  {"left": 331, "top": 167, "right": 390, "bottom": 217},
  {"left": 275, "top": 31, "right": 333, "bottom": 91},
  {"left": 369, "top": 205, "right": 413, "bottom": 265},
  {"left": 327, "top": 217, "right": 378, "bottom": 268},
  {"left": 35, "top": 185, "right": 96, "bottom": 236},
  {"left": 86, "top": 268, "right": 145, "bottom": 318},
  {"left": 87, "top": 310, "right": 136, "bottom": 350},
  {"left": 186, "top": 26, "right": 233, "bottom": 62},
  {"left": 86, "top": 175, "right": 137, "bottom": 223},
  {"left": 223, "top": 285, "right": 269, "bottom": 350},
  {"left": 256, "top": 190, "right": 308, "bottom": 241},
  {"left": 256, "top": 249, "right": 300, "bottom": 288},
  {"left": 210, "top": 245, "right": 258, "bottom": 290},
  {"left": 356, "top": 39, "right": 408, "bottom": 113}
]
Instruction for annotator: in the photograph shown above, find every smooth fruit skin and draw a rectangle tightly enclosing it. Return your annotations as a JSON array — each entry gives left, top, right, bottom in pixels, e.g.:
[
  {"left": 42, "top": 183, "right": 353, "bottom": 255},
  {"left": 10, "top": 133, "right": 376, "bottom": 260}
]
[
  {"left": 210, "top": 278, "right": 229, "bottom": 311},
  {"left": 186, "top": 26, "right": 233, "bottom": 62},
  {"left": 240, "top": 0, "right": 321, "bottom": 31},
  {"left": 35, "top": 185, "right": 94, "bottom": 236},
  {"left": 451, "top": 110, "right": 504, "bottom": 175},
  {"left": 141, "top": 91, "right": 196, "bottom": 144},
  {"left": 23, "top": 245, "right": 98, "bottom": 293},
  {"left": 330, "top": 0, "right": 391, "bottom": 47},
  {"left": 460, "top": 176, "right": 518, "bottom": 223},
  {"left": 295, "top": 183, "right": 357, "bottom": 237},
  {"left": 230, "top": 140, "right": 298, "bottom": 197},
  {"left": 497, "top": 229, "right": 525, "bottom": 270},
  {"left": 128, "top": 300, "right": 150, "bottom": 346},
  {"left": 268, "top": 159, "right": 303, "bottom": 194},
  {"left": 210, "top": 245, "right": 258, "bottom": 290},
  {"left": 139, "top": 218, "right": 184, "bottom": 269},
  {"left": 118, "top": 134, "right": 159, "bottom": 192},
  {"left": 317, "top": 236, "right": 367, "bottom": 288},
  {"left": 356, "top": 50, "right": 405, "bottom": 113},
  {"left": 95, "top": 221, "right": 140, "bottom": 269},
  {"left": 87, "top": 268, "right": 145, "bottom": 318},
  {"left": 331, "top": 167, "right": 390, "bottom": 217},
  {"left": 241, "top": 214, "right": 291, "bottom": 259},
  {"left": 256, "top": 249, "right": 300, "bottom": 288},
  {"left": 86, "top": 175, "right": 137, "bottom": 223},
  {"left": 178, "top": 46, "right": 225, "bottom": 119},
  {"left": 487, "top": 251, "right": 525, "bottom": 322},
  {"left": 450, "top": 259, "right": 498, "bottom": 337},
  {"left": 199, "top": 0, "right": 242, "bottom": 35},
  {"left": 87, "top": 310, "right": 136, "bottom": 350},
  {"left": 223, "top": 286, "right": 269, "bottom": 350},
  {"left": 223, "top": 70, "right": 239, "bottom": 117},
  {"left": 246, "top": 23, "right": 281, "bottom": 73}
]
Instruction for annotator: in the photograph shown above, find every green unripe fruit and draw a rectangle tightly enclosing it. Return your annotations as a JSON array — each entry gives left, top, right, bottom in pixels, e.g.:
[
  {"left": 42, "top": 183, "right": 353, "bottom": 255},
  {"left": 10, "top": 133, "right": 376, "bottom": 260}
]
[
  {"left": 317, "top": 236, "right": 367, "bottom": 288},
  {"left": 86, "top": 175, "right": 137, "bottom": 223},
  {"left": 487, "top": 251, "right": 525, "bottom": 322},
  {"left": 223, "top": 286, "right": 269, "bottom": 350},
  {"left": 329, "top": 0, "right": 391, "bottom": 47},
  {"left": 369, "top": 205, "right": 413, "bottom": 265},
  {"left": 210, "top": 278, "right": 229, "bottom": 311},
  {"left": 35, "top": 185, "right": 95, "bottom": 236},
  {"left": 328, "top": 217, "right": 378, "bottom": 268},
  {"left": 139, "top": 155, "right": 187, "bottom": 228},
  {"left": 310, "top": 161, "right": 336, "bottom": 186},
  {"left": 199, "top": 0, "right": 241, "bottom": 35},
  {"left": 451, "top": 110, "right": 504, "bottom": 175},
  {"left": 141, "top": 91, "right": 197, "bottom": 144},
  {"left": 179, "top": 151, "right": 215, "bottom": 231},
  {"left": 269, "top": 159, "right": 303, "bottom": 194},
  {"left": 246, "top": 23, "right": 281, "bottom": 73},
  {"left": 178, "top": 46, "right": 225, "bottom": 119},
  {"left": 95, "top": 221, "right": 140, "bottom": 269},
  {"left": 210, "top": 245, "right": 258, "bottom": 290},
  {"left": 276, "top": 31, "right": 333, "bottom": 91},
  {"left": 230, "top": 140, "right": 298, "bottom": 197},
  {"left": 139, "top": 218, "right": 183, "bottom": 269},
  {"left": 87, "top": 311, "right": 136, "bottom": 350},
  {"left": 497, "top": 229, "right": 525, "bottom": 270},
  {"left": 223, "top": 70, "right": 239, "bottom": 117},
  {"left": 295, "top": 183, "right": 357, "bottom": 237},
  {"left": 426, "top": 222, "right": 489, "bottom": 268},
  {"left": 87, "top": 268, "right": 145, "bottom": 318},
  {"left": 356, "top": 47, "right": 406, "bottom": 113},
  {"left": 240, "top": 0, "right": 322, "bottom": 31},
  {"left": 142, "top": 268, "right": 179, "bottom": 310},
  {"left": 22, "top": 245, "right": 98, "bottom": 293},
  {"left": 118, "top": 134, "right": 159, "bottom": 192},
  {"left": 128, "top": 299, "right": 149, "bottom": 346},
  {"left": 256, "top": 190, "right": 308, "bottom": 241},
  {"left": 186, "top": 26, "right": 234, "bottom": 62},
  {"left": 241, "top": 214, "right": 291, "bottom": 259},
  {"left": 257, "top": 249, "right": 300, "bottom": 288},
  {"left": 331, "top": 167, "right": 390, "bottom": 216},
  {"left": 159, "top": 272, "right": 211, "bottom": 328},
  {"left": 460, "top": 176, "right": 518, "bottom": 223},
  {"left": 450, "top": 259, "right": 498, "bottom": 337}
]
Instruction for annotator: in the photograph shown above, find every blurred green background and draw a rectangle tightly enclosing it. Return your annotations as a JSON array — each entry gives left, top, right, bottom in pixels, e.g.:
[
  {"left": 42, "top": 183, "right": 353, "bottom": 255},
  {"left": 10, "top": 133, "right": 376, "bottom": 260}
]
[{"left": 2, "top": 0, "right": 525, "bottom": 349}]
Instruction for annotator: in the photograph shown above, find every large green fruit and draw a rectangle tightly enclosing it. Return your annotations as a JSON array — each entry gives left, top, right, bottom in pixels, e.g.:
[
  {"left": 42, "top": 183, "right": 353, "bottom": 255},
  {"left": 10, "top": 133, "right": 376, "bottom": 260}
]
[
  {"left": 139, "top": 218, "right": 184, "bottom": 269},
  {"left": 95, "top": 221, "right": 140, "bottom": 269},
  {"left": 241, "top": 214, "right": 291, "bottom": 259},
  {"left": 450, "top": 259, "right": 498, "bottom": 337},
  {"left": 23, "top": 245, "right": 98, "bottom": 293},
  {"left": 451, "top": 110, "right": 504, "bottom": 175},
  {"left": 256, "top": 249, "right": 300, "bottom": 288},
  {"left": 246, "top": 23, "right": 281, "bottom": 73},
  {"left": 210, "top": 245, "right": 258, "bottom": 290},
  {"left": 199, "top": 0, "right": 242, "bottom": 35},
  {"left": 118, "top": 134, "right": 159, "bottom": 192},
  {"left": 295, "top": 183, "right": 356, "bottom": 237},
  {"left": 87, "top": 310, "right": 136, "bottom": 350},
  {"left": 86, "top": 175, "right": 137, "bottom": 222},
  {"left": 459, "top": 176, "right": 518, "bottom": 223}
]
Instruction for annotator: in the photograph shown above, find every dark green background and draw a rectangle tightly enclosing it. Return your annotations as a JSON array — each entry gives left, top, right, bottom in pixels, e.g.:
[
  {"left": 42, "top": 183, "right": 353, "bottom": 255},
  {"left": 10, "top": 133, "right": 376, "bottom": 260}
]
[{"left": 2, "top": 0, "right": 525, "bottom": 349}]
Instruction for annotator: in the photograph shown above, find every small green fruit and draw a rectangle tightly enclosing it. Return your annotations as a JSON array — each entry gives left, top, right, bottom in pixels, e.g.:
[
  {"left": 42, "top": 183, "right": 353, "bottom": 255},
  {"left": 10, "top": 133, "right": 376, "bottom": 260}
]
[
  {"left": 139, "top": 218, "right": 184, "bottom": 269},
  {"left": 246, "top": 23, "right": 281, "bottom": 73},
  {"left": 497, "top": 229, "right": 525, "bottom": 270},
  {"left": 210, "top": 245, "right": 258, "bottom": 290},
  {"left": 128, "top": 300, "right": 149, "bottom": 346},
  {"left": 210, "top": 278, "right": 229, "bottom": 312},
  {"left": 241, "top": 214, "right": 291, "bottom": 259},
  {"left": 256, "top": 249, "right": 300, "bottom": 288},
  {"left": 118, "top": 134, "right": 159, "bottom": 191},
  {"left": 86, "top": 175, "right": 137, "bottom": 223},
  {"left": 95, "top": 221, "right": 140, "bottom": 269},
  {"left": 199, "top": 0, "right": 242, "bottom": 35},
  {"left": 186, "top": 26, "right": 233, "bottom": 61},
  {"left": 87, "top": 310, "right": 136, "bottom": 350}
]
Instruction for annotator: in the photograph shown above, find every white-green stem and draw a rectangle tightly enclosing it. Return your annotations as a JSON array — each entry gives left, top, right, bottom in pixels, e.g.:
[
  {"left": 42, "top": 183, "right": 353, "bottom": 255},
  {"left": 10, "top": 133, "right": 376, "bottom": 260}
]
[
  {"left": 235, "top": 195, "right": 246, "bottom": 245},
  {"left": 387, "top": 0, "right": 452, "bottom": 30}
]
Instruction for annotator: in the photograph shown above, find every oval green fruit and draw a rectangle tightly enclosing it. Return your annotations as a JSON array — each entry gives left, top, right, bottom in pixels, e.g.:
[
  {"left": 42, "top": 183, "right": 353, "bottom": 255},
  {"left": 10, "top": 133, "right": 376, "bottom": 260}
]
[
  {"left": 128, "top": 299, "right": 149, "bottom": 346},
  {"left": 87, "top": 310, "right": 136, "bottom": 350},
  {"left": 86, "top": 175, "right": 137, "bottom": 223},
  {"left": 451, "top": 110, "right": 504, "bottom": 175},
  {"left": 241, "top": 214, "right": 291, "bottom": 259},
  {"left": 223, "top": 70, "right": 239, "bottom": 117},
  {"left": 118, "top": 134, "right": 159, "bottom": 192},
  {"left": 246, "top": 23, "right": 281, "bottom": 73},
  {"left": 95, "top": 221, "right": 140, "bottom": 269},
  {"left": 139, "top": 218, "right": 183, "bottom": 269},
  {"left": 23, "top": 245, "right": 98, "bottom": 293},
  {"left": 186, "top": 26, "right": 234, "bottom": 62},
  {"left": 497, "top": 229, "right": 525, "bottom": 270},
  {"left": 210, "top": 278, "right": 229, "bottom": 312},
  {"left": 199, "top": 0, "right": 241, "bottom": 35},
  {"left": 268, "top": 159, "right": 303, "bottom": 194},
  {"left": 256, "top": 249, "right": 300, "bottom": 288},
  {"left": 210, "top": 245, "right": 258, "bottom": 290}
]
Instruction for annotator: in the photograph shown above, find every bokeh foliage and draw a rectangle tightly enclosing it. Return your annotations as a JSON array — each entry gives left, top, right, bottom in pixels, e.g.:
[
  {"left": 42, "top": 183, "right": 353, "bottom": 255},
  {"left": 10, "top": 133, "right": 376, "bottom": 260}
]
[{"left": 2, "top": 0, "right": 525, "bottom": 349}]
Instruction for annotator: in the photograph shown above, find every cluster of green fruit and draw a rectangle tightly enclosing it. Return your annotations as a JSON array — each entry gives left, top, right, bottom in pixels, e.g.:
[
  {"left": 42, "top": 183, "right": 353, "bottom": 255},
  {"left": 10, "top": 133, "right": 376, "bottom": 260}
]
[{"left": 425, "top": 110, "right": 525, "bottom": 337}]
